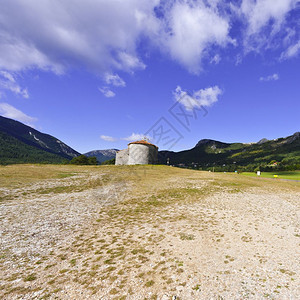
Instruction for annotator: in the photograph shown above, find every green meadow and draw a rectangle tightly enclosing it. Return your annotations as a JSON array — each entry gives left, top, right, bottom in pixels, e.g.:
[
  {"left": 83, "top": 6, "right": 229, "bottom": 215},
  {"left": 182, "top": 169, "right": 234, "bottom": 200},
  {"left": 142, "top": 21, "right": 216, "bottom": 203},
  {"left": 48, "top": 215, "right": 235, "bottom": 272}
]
[{"left": 241, "top": 171, "right": 300, "bottom": 181}]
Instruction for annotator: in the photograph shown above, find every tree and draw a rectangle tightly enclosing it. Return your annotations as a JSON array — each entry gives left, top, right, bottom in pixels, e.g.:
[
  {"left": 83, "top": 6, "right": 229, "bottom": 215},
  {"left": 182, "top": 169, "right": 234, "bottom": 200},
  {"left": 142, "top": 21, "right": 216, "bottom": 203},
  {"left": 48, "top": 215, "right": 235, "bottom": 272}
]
[
  {"left": 87, "top": 156, "right": 98, "bottom": 165},
  {"left": 102, "top": 158, "right": 115, "bottom": 165},
  {"left": 69, "top": 155, "right": 98, "bottom": 165}
]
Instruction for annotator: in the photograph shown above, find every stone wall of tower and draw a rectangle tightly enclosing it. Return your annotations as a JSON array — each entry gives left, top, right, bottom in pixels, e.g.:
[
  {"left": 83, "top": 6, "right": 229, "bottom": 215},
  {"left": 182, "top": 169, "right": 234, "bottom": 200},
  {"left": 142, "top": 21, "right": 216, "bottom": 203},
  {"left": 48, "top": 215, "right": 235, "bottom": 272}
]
[
  {"left": 115, "top": 149, "right": 129, "bottom": 165},
  {"left": 127, "top": 144, "right": 158, "bottom": 165}
]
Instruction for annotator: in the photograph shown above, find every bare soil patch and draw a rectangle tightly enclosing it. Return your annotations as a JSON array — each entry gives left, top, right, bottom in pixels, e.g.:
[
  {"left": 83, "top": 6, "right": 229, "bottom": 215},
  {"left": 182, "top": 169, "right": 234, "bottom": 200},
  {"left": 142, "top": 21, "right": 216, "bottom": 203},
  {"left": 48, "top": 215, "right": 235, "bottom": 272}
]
[{"left": 0, "top": 165, "right": 299, "bottom": 299}]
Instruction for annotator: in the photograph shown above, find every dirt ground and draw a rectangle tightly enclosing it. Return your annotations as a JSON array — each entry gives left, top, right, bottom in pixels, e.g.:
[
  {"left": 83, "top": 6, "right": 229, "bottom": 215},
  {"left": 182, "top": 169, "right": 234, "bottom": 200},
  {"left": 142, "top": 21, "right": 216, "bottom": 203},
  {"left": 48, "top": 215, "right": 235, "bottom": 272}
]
[{"left": 0, "top": 165, "right": 299, "bottom": 299}]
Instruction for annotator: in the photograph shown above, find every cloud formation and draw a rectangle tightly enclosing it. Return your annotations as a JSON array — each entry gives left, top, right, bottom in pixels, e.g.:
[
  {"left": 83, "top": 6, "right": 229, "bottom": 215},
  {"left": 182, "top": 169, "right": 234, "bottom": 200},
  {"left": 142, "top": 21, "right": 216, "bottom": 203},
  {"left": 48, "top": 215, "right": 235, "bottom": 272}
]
[
  {"left": 0, "top": 71, "right": 28, "bottom": 98},
  {"left": 0, "top": 0, "right": 299, "bottom": 79},
  {"left": 259, "top": 73, "right": 279, "bottom": 81},
  {"left": 104, "top": 74, "right": 126, "bottom": 87},
  {"left": 174, "top": 85, "right": 222, "bottom": 111},
  {"left": 159, "top": 1, "right": 231, "bottom": 73},
  {"left": 100, "top": 135, "right": 117, "bottom": 142},
  {"left": 98, "top": 87, "right": 116, "bottom": 98},
  {"left": 0, "top": 0, "right": 158, "bottom": 75},
  {"left": 210, "top": 54, "right": 221, "bottom": 64},
  {"left": 241, "top": 0, "right": 298, "bottom": 35},
  {"left": 0, "top": 102, "right": 36, "bottom": 126},
  {"left": 281, "top": 40, "right": 300, "bottom": 59},
  {"left": 122, "top": 133, "right": 150, "bottom": 142},
  {"left": 100, "top": 73, "right": 126, "bottom": 97},
  {"left": 238, "top": 0, "right": 300, "bottom": 52}
]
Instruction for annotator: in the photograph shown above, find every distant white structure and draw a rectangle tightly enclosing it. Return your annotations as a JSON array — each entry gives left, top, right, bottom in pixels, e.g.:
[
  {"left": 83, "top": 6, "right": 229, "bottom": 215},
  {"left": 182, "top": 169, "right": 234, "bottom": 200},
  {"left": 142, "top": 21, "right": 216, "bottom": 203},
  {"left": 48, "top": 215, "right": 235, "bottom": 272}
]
[{"left": 115, "top": 140, "right": 158, "bottom": 165}]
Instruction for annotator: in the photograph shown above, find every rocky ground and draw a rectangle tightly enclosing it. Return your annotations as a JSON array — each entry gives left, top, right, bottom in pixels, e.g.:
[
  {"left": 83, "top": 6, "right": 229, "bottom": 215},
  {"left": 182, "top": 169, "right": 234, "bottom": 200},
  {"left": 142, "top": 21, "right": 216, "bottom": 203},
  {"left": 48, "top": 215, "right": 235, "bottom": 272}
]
[{"left": 0, "top": 165, "right": 299, "bottom": 299}]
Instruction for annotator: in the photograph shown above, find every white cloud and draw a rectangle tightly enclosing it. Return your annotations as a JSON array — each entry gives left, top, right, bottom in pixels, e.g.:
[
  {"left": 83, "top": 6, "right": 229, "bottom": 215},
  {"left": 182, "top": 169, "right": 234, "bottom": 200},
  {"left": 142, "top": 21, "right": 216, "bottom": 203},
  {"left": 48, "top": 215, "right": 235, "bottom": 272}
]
[
  {"left": 0, "top": 0, "right": 299, "bottom": 80},
  {"left": 280, "top": 40, "right": 300, "bottom": 59},
  {"left": 173, "top": 87, "right": 199, "bottom": 111},
  {"left": 0, "top": 0, "right": 233, "bottom": 77},
  {"left": 159, "top": 1, "right": 231, "bottom": 74},
  {"left": 122, "top": 133, "right": 150, "bottom": 142},
  {"left": 174, "top": 85, "right": 222, "bottom": 111},
  {"left": 101, "top": 73, "right": 126, "bottom": 97},
  {"left": 259, "top": 73, "right": 279, "bottom": 82},
  {"left": 0, "top": 0, "right": 159, "bottom": 75},
  {"left": 0, "top": 71, "right": 14, "bottom": 82},
  {"left": 241, "top": 0, "right": 298, "bottom": 35},
  {"left": 102, "top": 133, "right": 152, "bottom": 142},
  {"left": 98, "top": 87, "right": 115, "bottom": 98},
  {"left": 117, "top": 52, "right": 146, "bottom": 72},
  {"left": 0, "top": 102, "right": 36, "bottom": 126},
  {"left": 100, "top": 135, "right": 117, "bottom": 142},
  {"left": 105, "top": 73, "right": 126, "bottom": 87},
  {"left": 0, "top": 71, "right": 28, "bottom": 98},
  {"left": 210, "top": 54, "right": 221, "bottom": 64},
  {"left": 240, "top": 0, "right": 299, "bottom": 52}
]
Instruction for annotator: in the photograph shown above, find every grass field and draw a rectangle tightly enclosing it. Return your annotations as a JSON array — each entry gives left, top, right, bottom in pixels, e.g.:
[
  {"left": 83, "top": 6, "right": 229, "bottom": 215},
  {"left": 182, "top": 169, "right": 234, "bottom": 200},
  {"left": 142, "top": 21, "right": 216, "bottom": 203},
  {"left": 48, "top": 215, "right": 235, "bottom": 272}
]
[
  {"left": 241, "top": 171, "right": 300, "bottom": 180},
  {"left": 0, "top": 164, "right": 299, "bottom": 299}
]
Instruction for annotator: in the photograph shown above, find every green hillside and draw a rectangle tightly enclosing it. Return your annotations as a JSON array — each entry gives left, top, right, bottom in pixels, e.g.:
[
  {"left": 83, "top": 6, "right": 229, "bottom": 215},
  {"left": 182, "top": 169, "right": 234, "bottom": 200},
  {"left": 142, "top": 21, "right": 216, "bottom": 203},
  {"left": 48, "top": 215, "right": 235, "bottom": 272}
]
[
  {"left": 0, "top": 115, "right": 80, "bottom": 158},
  {"left": 0, "top": 131, "right": 68, "bottom": 164},
  {"left": 0, "top": 115, "right": 80, "bottom": 165},
  {"left": 159, "top": 132, "right": 300, "bottom": 171}
]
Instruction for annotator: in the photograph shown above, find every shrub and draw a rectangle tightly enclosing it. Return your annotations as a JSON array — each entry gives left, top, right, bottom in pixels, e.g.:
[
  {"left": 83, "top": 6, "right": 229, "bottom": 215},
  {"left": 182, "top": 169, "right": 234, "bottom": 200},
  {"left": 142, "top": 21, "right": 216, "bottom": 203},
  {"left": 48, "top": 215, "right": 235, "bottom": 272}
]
[{"left": 69, "top": 155, "right": 98, "bottom": 165}]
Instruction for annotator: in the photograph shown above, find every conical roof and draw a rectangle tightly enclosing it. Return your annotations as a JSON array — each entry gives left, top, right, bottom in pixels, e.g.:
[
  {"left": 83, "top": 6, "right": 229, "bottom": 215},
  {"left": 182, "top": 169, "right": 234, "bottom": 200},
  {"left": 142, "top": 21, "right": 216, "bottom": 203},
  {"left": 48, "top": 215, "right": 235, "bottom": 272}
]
[{"left": 128, "top": 140, "right": 158, "bottom": 148}]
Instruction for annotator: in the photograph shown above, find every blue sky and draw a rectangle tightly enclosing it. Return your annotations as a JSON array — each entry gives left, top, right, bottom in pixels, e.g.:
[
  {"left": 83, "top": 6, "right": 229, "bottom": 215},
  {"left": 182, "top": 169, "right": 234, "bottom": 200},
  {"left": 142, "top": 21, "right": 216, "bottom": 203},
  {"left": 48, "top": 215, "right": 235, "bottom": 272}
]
[{"left": 0, "top": 0, "right": 299, "bottom": 153}]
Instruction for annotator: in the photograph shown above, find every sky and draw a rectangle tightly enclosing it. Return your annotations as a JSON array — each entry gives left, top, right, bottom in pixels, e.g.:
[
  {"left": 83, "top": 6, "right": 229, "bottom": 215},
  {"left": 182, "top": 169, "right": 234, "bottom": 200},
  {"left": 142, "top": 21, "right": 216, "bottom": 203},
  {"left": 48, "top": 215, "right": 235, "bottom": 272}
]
[{"left": 0, "top": 0, "right": 299, "bottom": 153}]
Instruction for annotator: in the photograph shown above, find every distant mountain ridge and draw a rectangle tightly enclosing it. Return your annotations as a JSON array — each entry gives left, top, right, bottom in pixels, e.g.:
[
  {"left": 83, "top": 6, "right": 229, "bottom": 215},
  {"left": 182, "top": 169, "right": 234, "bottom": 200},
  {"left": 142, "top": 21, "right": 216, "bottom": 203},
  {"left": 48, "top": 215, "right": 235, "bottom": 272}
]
[
  {"left": 195, "top": 139, "right": 230, "bottom": 149},
  {"left": 1, "top": 114, "right": 298, "bottom": 169},
  {"left": 0, "top": 115, "right": 80, "bottom": 164},
  {"left": 84, "top": 149, "right": 118, "bottom": 163},
  {"left": 159, "top": 132, "right": 300, "bottom": 170}
]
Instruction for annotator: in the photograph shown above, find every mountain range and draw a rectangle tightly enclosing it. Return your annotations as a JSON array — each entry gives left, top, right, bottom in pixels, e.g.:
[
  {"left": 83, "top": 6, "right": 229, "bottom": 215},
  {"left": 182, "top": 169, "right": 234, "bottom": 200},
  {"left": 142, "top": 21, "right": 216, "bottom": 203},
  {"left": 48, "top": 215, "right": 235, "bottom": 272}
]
[
  {"left": 84, "top": 149, "right": 118, "bottom": 163},
  {"left": 159, "top": 132, "right": 300, "bottom": 169},
  {"left": 0, "top": 115, "right": 80, "bottom": 164},
  {"left": 0, "top": 115, "right": 299, "bottom": 168}
]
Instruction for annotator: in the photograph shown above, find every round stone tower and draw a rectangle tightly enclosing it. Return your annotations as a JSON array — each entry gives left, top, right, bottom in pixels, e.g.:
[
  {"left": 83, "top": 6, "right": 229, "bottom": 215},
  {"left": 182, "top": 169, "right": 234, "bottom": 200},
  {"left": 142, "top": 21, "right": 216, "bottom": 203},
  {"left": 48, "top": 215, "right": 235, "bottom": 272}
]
[{"left": 127, "top": 140, "right": 158, "bottom": 165}]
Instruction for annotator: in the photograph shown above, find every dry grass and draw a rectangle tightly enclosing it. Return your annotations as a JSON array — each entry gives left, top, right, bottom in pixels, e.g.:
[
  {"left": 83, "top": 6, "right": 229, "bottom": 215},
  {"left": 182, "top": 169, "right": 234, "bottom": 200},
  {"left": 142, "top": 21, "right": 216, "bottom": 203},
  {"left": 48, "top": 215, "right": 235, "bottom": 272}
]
[
  {"left": 0, "top": 165, "right": 299, "bottom": 299},
  {"left": 0, "top": 164, "right": 84, "bottom": 188}
]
